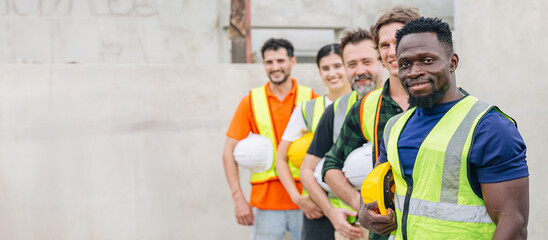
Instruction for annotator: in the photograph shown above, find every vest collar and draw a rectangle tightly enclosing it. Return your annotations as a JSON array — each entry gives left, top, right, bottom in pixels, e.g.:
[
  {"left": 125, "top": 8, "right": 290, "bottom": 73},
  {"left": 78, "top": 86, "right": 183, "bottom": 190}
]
[{"left": 264, "top": 78, "right": 298, "bottom": 102}]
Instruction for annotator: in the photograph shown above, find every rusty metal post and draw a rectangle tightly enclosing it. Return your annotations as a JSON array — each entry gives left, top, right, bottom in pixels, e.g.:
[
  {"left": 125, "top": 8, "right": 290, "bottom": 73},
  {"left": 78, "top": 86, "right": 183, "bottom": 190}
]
[{"left": 229, "top": 0, "right": 252, "bottom": 63}]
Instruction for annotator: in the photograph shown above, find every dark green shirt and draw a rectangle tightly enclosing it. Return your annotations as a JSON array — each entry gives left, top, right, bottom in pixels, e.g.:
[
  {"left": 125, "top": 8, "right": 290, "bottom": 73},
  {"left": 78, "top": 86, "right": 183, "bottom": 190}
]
[
  {"left": 322, "top": 79, "right": 404, "bottom": 178},
  {"left": 322, "top": 79, "right": 401, "bottom": 240}
]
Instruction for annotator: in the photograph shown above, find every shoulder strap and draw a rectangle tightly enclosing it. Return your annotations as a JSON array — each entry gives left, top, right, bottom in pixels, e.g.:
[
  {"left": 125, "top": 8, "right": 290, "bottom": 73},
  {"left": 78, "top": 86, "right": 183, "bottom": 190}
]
[
  {"left": 333, "top": 91, "right": 358, "bottom": 142},
  {"left": 302, "top": 98, "right": 318, "bottom": 132}
]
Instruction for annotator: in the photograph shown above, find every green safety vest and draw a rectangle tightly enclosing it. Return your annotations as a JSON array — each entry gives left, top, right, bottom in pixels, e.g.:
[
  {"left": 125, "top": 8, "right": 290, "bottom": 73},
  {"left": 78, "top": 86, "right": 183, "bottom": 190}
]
[
  {"left": 295, "top": 96, "right": 327, "bottom": 182},
  {"left": 306, "top": 91, "right": 359, "bottom": 214},
  {"left": 300, "top": 96, "right": 327, "bottom": 199},
  {"left": 333, "top": 91, "right": 359, "bottom": 141},
  {"left": 359, "top": 88, "right": 384, "bottom": 166},
  {"left": 301, "top": 96, "right": 327, "bottom": 133},
  {"left": 383, "top": 96, "right": 515, "bottom": 240},
  {"left": 249, "top": 84, "right": 313, "bottom": 184},
  {"left": 301, "top": 90, "right": 359, "bottom": 135}
]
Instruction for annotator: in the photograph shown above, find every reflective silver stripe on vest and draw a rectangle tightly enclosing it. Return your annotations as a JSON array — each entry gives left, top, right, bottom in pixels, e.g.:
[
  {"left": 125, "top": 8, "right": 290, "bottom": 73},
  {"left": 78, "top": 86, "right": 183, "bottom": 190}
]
[
  {"left": 333, "top": 94, "right": 351, "bottom": 141},
  {"left": 304, "top": 99, "right": 317, "bottom": 132},
  {"left": 395, "top": 194, "right": 493, "bottom": 223},
  {"left": 383, "top": 111, "right": 407, "bottom": 145},
  {"left": 394, "top": 192, "right": 403, "bottom": 211},
  {"left": 441, "top": 100, "right": 491, "bottom": 204}
]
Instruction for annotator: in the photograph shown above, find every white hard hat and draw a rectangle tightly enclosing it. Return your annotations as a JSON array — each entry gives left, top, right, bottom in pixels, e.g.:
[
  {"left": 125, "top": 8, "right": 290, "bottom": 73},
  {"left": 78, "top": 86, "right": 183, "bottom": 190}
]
[
  {"left": 343, "top": 142, "right": 374, "bottom": 189},
  {"left": 233, "top": 133, "right": 273, "bottom": 173},
  {"left": 314, "top": 158, "right": 332, "bottom": 192}
]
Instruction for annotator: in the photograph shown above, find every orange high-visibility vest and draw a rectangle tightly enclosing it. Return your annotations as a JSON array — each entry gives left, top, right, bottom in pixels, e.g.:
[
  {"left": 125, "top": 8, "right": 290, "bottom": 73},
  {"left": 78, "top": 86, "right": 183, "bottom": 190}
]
[{"left": 249, "top": 84, "right": 313, "bottom": 184}]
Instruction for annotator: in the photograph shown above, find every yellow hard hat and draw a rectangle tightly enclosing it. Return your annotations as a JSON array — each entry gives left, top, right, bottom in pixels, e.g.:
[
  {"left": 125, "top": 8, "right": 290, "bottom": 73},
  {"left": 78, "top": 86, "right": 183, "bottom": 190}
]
[
  {"left": 360, "top": 162, "right": 395, "bottom": 215},
  {"left": 287, "top": 132, "right": 314, "bottom": 169}
]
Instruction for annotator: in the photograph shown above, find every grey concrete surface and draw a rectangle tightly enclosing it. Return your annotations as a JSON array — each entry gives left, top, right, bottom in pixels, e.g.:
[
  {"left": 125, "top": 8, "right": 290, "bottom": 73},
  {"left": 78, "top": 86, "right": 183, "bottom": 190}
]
[
  {"left": 0, "top": 64, "right": 325, "bottom": 240},
  {"left": 247, "top": 0, "right": 454, "bottom": 63},
  {"left": 455, "top": 1, "right": 548, "bottom": 238},
  {"left": 0, "top": 0, "right": 453, "bottom": 65},
  {"left": 0, "top": 0, "right": 228, "bottom": 64}
]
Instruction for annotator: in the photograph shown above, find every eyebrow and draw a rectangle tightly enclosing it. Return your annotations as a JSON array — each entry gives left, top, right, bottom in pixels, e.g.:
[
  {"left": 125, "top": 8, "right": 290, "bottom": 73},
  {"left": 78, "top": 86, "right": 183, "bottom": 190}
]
[
  {"left": 398, "top": 50, "right": 436, "bottom": 59},
  {"left": 378, "top": 40, "right": 390, "bottom": 45}
]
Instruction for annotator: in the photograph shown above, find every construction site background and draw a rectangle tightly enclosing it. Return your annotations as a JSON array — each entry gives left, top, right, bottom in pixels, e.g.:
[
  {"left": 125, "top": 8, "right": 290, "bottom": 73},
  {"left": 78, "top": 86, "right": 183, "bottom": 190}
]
[{"left": 0, "top": 0, "right": 546, "bottom": 239}]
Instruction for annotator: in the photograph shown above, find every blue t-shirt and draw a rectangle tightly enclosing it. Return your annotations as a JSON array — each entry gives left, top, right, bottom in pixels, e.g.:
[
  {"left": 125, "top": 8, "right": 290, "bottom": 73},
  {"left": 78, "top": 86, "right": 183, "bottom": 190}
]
[{"left": 378, "top": 97, "right": 528, "bottom": 197}]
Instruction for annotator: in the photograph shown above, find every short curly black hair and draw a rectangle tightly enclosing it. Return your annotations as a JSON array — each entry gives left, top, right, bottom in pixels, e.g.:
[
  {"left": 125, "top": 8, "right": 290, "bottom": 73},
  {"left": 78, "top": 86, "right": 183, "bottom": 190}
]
[
  {"left": 260, "top": 38, "right": 294, "bottom": 59},
  {"left": 395, "top": 17, "right": 453, "bottom": 56}
]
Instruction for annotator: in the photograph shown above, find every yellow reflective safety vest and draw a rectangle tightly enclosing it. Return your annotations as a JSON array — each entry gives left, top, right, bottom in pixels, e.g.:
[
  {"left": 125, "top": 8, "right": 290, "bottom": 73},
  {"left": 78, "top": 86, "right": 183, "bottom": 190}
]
[
  {"left": 360, "top": 88, "right": 383, "bottom": 164},
  {"left": 323, "top": 91, "right": 360, "bottom": 215},
  {"left": 299, "top": 90, "right": 358, "bottom": 165},
  {"left": 291, "top": 96, "right": 327, "bottom": 178},
  {"left": 301, "top": 96, "right": 327, "bottom": 133},
  {"left": 333, "top": 91, "right": 359, "bottom": 141},
  {"left": 383, "top": 96, "right": 515, "bottom": 240},
  {"left": 249, "top": 84, "right": 313, "bottom": 184}
]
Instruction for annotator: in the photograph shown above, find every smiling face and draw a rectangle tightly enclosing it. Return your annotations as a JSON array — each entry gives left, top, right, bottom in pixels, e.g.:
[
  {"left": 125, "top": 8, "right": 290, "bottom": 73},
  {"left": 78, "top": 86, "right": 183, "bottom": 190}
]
[
  {"left": 318, "top": 53, "right": 349, "bottom": 92},
  {"left": 263, "top": 48, "right": 296, "bottom": 85},
  {"left": 397, "top": 32, "right": 458, "bottom": 108},
  {"left": 378, "top": 22, "right": 405, "bottom": 78},
  {"left": 342, "top": 40, "right": 384, "bottom": 96}
]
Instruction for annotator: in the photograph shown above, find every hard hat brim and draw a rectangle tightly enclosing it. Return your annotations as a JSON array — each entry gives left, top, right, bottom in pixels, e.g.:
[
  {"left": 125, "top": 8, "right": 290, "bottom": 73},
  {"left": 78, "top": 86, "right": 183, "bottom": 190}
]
[{"left": 360, "top": 162, "right": 394, "bottom": 215}]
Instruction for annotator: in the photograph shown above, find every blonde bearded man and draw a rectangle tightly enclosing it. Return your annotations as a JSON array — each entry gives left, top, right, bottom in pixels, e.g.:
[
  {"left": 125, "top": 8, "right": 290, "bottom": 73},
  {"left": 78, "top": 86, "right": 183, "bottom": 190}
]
[
  {"left": 300, "top": 28, "right": 384, "bottom": 240},
  {"left": 320, "top": 7, "right": 420, "bottom": 240}
]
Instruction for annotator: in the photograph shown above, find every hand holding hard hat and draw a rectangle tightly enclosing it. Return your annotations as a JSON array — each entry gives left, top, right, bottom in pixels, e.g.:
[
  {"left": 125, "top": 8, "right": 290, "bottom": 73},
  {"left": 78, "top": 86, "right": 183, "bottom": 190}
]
[
  {"left": 360, "top": 162, "right": 395, "bottom": 215},
  {"left": 358, "top": 199, "right": 397, "bottom": 235},
  {"left": 342, "top": 142, "right": 374, "bottom": 189},
  {"left": 287, "top": 132, "right": 314, "bottom": 169},
  {"left": 313, "top": 142, "right": 374, "bottom": 192}
]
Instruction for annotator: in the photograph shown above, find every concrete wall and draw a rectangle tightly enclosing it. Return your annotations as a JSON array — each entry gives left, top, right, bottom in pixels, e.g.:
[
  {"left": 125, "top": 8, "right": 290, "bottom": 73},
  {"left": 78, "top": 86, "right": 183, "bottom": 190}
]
[
  {"left": 0, "top": 0, "right": 229, "bottom": 64},
  {"left": 455, "top": 1, "right": 548, "bottom": 239},
  {"left": 0, "top": 64, "right": 325, "bottom": 240},
  {"left": 247, "top": 0, "right": 453, "bottom": 62},
  {"left": 0, "top": 0, "right": 452, "bottom": 65}
]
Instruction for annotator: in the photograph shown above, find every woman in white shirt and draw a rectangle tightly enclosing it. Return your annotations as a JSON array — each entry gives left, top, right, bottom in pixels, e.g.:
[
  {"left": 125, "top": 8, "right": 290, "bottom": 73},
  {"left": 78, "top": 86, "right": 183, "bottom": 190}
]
[{"left": 275, "top": 43, "right": 352, "bottom": 239}]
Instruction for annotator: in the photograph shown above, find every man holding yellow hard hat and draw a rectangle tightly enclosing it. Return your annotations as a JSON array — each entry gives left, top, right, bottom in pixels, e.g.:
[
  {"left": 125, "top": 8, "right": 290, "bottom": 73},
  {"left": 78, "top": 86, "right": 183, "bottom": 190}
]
[
  {"left": 320, "top": 7, "right": 420, "bottom": 240},
  {"left": 359, "top": 17, "right": 529, "bottom": 240}
]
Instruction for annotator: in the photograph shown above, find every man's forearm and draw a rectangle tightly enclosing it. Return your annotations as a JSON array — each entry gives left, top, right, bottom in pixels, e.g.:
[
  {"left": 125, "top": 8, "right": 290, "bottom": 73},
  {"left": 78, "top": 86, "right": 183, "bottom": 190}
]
[
  {"left": 275, "top": 140, "right": 302, "bottom": 201},
  {"left": 483, "top": 177, "right": 529, "bottom": 240},
  {"left": 492, "top": 216, "right": 528, "bottom": 240},
  {"left": 223, "top": 137, "right": 255, "bottom": 225},
  {"left": 324, "top": 169, "right": 361, "bottom": 210},
  {"left": 222, "top": 137, "right": 244, "bottom": 198},
  {"left": 301, "top": 154, "right": 335, "bottom": 213}
]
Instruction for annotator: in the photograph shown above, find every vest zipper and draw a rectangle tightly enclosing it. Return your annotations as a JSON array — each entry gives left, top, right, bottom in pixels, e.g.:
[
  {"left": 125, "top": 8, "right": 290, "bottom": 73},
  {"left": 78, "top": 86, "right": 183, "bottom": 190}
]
[{"left": 401, "top": 176, "right": 413, "bottom": 240}]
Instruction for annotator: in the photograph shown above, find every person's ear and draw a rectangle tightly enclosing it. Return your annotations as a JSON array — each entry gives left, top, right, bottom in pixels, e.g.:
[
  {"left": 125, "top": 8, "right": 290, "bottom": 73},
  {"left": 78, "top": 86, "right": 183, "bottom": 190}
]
[{"left": 450, "top": 53, "right": 459, "bottom": 72}]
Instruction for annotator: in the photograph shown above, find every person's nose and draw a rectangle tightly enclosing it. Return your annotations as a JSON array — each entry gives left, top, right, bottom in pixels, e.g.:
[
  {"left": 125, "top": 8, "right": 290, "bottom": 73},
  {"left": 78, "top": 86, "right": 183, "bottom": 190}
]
[
  {"left": 271, "top": 62, "right": 281, "bottom": 71},
  {"left": 356, "top": 63, "right": 368, "bottom": 76},
  {"left": 406, "top": 63, "right": 423, "bottom": 79},
  {"left": 327, "top": 68, "right": 338, "bottom": 78},
  {"left": 388, "top": 44, "right": 397, "bottom": 59}
]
